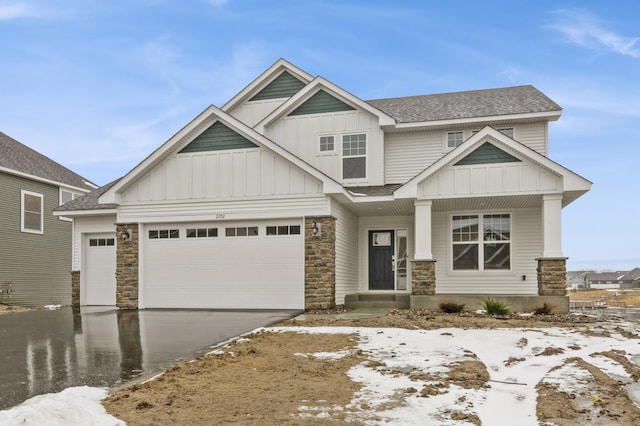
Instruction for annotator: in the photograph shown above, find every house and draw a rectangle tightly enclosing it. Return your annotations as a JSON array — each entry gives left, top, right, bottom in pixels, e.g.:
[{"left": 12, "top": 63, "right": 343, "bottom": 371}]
[
  {"left": 585, "top": 268, "right": 640, "bottom": 289},
  {"left": 55, "top": 59, "right": 591, "bottom": 312},
  {"left": 566, "top": 270, "right": 592, "bottom": 289},
  {"left": 0, "top": 131, "right": 95, "bottom": 307}
]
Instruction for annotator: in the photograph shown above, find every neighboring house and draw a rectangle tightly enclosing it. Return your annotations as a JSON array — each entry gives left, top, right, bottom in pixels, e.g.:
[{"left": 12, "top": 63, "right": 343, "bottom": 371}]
[
  {"left": 586, "top": 268, "right": 640, "bottom": 289},
  {"left": 567, "top": 270, "right": 592, "bottom": 289},
  {"left": 55, "top": 59, "right": 591, "bottom": 312},
  {"left": 0, "top": 131, "right": 95, "bottom": 307}
]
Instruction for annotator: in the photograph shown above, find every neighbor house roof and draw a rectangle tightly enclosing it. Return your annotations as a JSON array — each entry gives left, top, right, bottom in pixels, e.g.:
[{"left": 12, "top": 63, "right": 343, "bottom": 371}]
[
  {"left": 366, "top": 85, "right": 562, "bottom": 124},
  {"left": 54, "top": 179, "right": 120, "bottom": 212},
  {"left": 0, "top": 131, "right": 95, "bottom": 190}
]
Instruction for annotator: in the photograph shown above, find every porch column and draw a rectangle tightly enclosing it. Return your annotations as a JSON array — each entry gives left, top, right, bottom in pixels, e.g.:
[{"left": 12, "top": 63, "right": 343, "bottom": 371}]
[
  {"left": 413, "top": 200, "right": 436, "bottom": 295},
  {"left": 116, "top": 223, "right": 139, "bottom": 309},
  {"left": 542, "top": 194, "right": 563, "bottom": 258},
  {"left": 304, "top": 216, "right": 336, "bottom": 310}
]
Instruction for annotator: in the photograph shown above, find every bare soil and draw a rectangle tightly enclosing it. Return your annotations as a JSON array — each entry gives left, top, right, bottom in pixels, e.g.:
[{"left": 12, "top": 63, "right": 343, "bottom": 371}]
[
  {"left": 103, "top": 309, "right": 640, "bottom": 425},
  {"left": 0, "top": 304, "right": 30, "bottom": 314}
]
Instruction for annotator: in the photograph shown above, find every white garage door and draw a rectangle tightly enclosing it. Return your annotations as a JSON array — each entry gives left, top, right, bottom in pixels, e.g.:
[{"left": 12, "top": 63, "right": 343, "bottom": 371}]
[
  {"left": 84, "top": 233, "right": 117, "bottom": 305},
  {"left": 142, "top": 220, "right": 303, "bottom": 309}
]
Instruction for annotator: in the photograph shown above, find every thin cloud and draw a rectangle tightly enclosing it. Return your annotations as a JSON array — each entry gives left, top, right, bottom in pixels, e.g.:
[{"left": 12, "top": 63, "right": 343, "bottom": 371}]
[
  {"left": 0, "top": 3, "right": 38, "bottom": 19},
  {"left": 549, "top": 9, "right": 640, "bottom": 58}
]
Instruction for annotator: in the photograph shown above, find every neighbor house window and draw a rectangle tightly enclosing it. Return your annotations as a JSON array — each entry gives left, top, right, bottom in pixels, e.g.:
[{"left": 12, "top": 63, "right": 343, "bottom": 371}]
[
  {"left": 59, "top": 189, "right": 82, "bottom": 205},
  {"left": 266, "top": 225, "right": 301, "bottom": 236},
  {"left": 319, "top": 135, "right": 335, "bottom": 152},
  {"left": 342, "top": 133, "right": 366, "bottom": 179},
  {"left": 149, "top": 229, "right": 180, "bottom": 239},
  {"left": 21, "top": 190, "right": 43, "bottom": 234},
  {"left": 452, "top": 214, "right": 510, "bottom": 271},
  {"left": 446, "top": 131, "right": 464, "bottom": 149}
]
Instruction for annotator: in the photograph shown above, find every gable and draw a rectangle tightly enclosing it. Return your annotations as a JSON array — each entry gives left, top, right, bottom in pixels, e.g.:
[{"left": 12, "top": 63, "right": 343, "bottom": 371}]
[
  {"left": 249, "top": 71, "right": 306, "bottom": 101},
  {"left": 288, "top": 89, "right": 355, "bottom": 116},
  {"left": 455, "top": 142, "right": 521, "bottom": 166},
  {"left": 179, "top": 121, "right": 258, "bottom": 153}
]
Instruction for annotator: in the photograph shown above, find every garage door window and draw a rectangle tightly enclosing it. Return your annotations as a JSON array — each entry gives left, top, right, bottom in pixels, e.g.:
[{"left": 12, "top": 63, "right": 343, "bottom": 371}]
[
  {"left": 89, "top": 238, "right": 115, "bottom": 247},
  {"left": 266, "top": 225, "right": 301, "bottom": 236},
  {"left": 225, "top": 226, "right": 258, "bottom": 237},
  {"left": 186, "top": 228, "right": 218, "bottom": 238},
  {"left": 149, "top": 229, "right": 180, "bottom": 239}
]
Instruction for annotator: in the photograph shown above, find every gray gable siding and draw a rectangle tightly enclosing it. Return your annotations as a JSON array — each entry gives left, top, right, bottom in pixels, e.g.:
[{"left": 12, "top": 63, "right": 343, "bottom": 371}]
[
  {"left": 455, "top": 142, "right": 522, "bottom": 166},
  {"left": 249, "top": 71, "right": 306, "bottom": 101},
  {"left": 289, "top": 89, "right": 356, "bottom": 116},
  {"left": 0, "top": 172, "right": 72, "bottom": 307},
  {"left": 179, "top": 122, "right": 258, "bottom": 153}
]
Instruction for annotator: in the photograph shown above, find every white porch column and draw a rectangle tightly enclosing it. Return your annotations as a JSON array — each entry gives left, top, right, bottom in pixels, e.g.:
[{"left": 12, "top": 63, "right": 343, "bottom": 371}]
[
  {"left": 542, "top": 194, "right": 563, "bottom": 258},
  {"left": 414, "top": 200, "right": 433, "bottom": 260}
]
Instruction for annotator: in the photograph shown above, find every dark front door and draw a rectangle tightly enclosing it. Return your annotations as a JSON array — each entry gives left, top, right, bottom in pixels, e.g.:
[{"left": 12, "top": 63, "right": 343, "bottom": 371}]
[{"left": 369, "top": 230, "right": 395, "bottom": 290}]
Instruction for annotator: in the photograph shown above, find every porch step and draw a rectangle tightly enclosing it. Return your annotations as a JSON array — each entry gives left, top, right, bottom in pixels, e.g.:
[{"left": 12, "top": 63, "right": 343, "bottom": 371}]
[{"left": 344, "top": 293, "right": 410, "bottom": 310}]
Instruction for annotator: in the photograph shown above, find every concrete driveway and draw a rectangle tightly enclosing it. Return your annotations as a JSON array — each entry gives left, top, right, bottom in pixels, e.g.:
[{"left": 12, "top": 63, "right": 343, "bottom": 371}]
[{"left": 0, "top": 306, "right": 298, "bottom": 410}]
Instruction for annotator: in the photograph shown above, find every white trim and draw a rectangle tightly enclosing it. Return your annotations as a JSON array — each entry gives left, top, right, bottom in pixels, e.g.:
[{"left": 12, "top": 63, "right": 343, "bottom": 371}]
[
  {"left": 53, "top": 209, "right": 118, "bottom": 217},
  {"left": 20, "top": 189, "right": 44, "bottom": 234},
  {"left": 390, "top": 110, "right": 562, "bottom": 131}
]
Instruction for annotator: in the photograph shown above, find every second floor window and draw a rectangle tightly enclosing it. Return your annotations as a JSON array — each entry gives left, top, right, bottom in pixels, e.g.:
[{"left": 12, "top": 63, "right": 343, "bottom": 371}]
[
  {"left": 342, "top": 133, "right": 366, "bottom": 179},
  {"left": 319, "top": 135, "right": 335, "bottom": 152},
  {"left": 447, "top": 131, "right": 464, "bottom": 149},
  {"left": 21, "top": 190, "right": 43, "bottom": 234}
]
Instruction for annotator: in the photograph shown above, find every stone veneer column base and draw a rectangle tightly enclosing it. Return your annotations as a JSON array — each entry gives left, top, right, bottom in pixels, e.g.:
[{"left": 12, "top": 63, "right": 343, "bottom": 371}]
[
  {"left": 116, "top": 223, "right": 139, "bottom": 309},
  {"left": 537, "top": 257, "right": 568, "bottom": 296},
  {"left": 304, "top": 216, "right": 336, "bottom": 310},
  {"left": 70, "top": 270, "right": 80, "bottom": 307},
  {"left": 411, "top": 260, "right": 436, "bottom": 295}
]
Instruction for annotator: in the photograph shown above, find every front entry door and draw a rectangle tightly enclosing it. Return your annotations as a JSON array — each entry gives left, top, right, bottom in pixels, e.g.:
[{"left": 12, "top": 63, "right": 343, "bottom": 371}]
[{"left": 369, "top": 230, "right": 395, "bottom": 290}]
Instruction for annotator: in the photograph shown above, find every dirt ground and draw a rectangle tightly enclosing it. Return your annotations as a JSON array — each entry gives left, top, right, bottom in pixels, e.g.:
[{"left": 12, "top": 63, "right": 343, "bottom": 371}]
[
  {"left": 103, "top": 309, "right": 640, "bottom": 425},
  {"left": 0, "top": 304, "right": 30, "bottom": 314}
]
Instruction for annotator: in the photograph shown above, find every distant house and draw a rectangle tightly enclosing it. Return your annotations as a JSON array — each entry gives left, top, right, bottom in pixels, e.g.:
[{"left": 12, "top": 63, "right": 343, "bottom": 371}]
[
  {"left": 56, "top": 59, "right": 591, "bottom": 312},
  {"left": 586, "top": 268, "right": 640, "bottom": 290},
  {"left": 0, "top": 131, "right": 95, "bottom": 307},
  {"left": 567, "top": 270, "right": 592, "bottom": 289}
]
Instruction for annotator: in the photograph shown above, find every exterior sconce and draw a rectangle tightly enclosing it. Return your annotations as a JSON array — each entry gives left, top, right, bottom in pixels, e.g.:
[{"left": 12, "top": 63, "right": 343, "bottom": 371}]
[
  {"left": 311, "top": 222, "right": 321, "bottom": 237},
  {"left": 121, "top": 229, "right": 131, "bottom": 241}
]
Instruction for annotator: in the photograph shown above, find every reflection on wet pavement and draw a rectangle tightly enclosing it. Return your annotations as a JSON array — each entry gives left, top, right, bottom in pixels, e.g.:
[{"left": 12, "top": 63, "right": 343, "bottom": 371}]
[{"left": 0, "top": 307, "right": 297, "bottom": 410}]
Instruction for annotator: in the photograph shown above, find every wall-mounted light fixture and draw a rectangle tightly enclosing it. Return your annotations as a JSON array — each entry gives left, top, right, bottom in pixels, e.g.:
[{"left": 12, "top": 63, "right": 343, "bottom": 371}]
[
  {"left": 121, "top": 228, "right": 131, "bottom": 241},
  {"left": 311, "top": 221, "right": 320, "bottom": 237}
]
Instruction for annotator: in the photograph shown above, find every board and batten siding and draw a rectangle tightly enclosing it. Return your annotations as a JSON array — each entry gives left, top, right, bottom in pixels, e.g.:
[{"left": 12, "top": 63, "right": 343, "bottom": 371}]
[
  {"left": 432, "top": 207, "right": 542, "bottom": 294},
  {"left": 72, "top": 215, "right": 117, "bottom": 271},
  {"left": 229, "top": 98, "right": 288, "bottom": 128},
  {"left": 265, "top": 109, "right": 385, "bottom": 186},
  {"left": 331, "top": 200, "right": 358, "bottom": 305},
  {"left": 0, "top": 172, "right": 72, "bottom": 307},
  {"left": 121, "top": 148, "right": 322, "bottom": 203}
]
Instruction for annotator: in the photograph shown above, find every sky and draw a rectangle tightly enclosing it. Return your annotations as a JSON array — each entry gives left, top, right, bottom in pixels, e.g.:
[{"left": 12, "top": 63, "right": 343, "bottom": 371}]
[
  {"left": 0, "top": 0, "right": 638, "bottom": 271},
  {"left": 2, "top": 322, "right": 640, "bottom": 424}
]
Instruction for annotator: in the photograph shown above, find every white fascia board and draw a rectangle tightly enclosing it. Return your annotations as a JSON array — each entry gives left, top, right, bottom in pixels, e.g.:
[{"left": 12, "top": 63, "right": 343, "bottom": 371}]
[
  {"left": 254, "top": 76, "right": 396, "bottom": 134},
  {"left": 52, "top": 209, "right": 118, "bottom": 217},
  {"left": 391, "top": 110, "right": 562, "bottom": 131},
  {"left": 0, "top": 166, "right": 92, "bottom": 193},
  {"left": 221, "top": 58, "right": 313, "bottom": 112}
]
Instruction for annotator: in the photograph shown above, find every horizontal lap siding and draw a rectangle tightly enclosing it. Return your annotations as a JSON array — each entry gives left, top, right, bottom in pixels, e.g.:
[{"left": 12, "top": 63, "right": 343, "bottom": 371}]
[
  {"left": 385, "top": 131, "right": 443, "bottom": 183},
  {"left": 517, "top": 122, "right": 547, "bottom": 156},
  {"left": 433, "top": 208, "right": 541, "bottom": 294},
  {"left": 331, "top": 201, "right": 358, "bottom": 305}
]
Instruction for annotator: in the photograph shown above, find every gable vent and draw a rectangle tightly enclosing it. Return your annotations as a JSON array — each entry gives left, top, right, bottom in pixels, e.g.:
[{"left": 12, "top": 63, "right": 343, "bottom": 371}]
[
  {"left": 179, "top": 121, "right": 258, "bottom": 153},
  {"left": 249, "top": 71, "right": 306, "bottom": 101},
  {"left": 288, "top": 89, "right": 355, "bottom": 116},
  {"left": 455, "top": 142, "right": 521, "bottom": 166}
]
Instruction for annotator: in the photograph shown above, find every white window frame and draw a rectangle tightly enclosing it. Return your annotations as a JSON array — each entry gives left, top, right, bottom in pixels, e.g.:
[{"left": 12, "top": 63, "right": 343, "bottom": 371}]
[
  {"left": 318, "top": 134, "right": 335, "bottom": 153},
  {"left": 21, "top": 190, "right": 44, "bottom": 234},
  {"left": 497, "top": 127, "right": 514, "bottom": 138},
  {"left": 59, "top": 188, "right": 83, "bottom": 222},
  {"left": 450, "top": 212, "right": 512, "bottom": 272},
  {"left": 342, "top": 133, "right": 367, "bottom": 180},
  {"left": 445, "top": 131, "right": 465, "bottom": 150}
]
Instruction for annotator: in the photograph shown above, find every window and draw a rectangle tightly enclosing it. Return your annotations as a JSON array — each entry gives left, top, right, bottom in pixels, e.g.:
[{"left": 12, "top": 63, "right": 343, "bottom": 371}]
[
  {"left": 447, "top": 131, "right": 464, "bottom": 149},
  {"left": 21, "top": 190, "right": 43, "bottom": 234},
  {"left": 266, "top": 225, "right": 301, "bottom": 236},
  {"left": 452, "top": 214, "right": 510, "bottom": 271},
  {"left": 89, "top": 238, "right": 115, "bottom": 247},
  {"left": 319, "top": 135, "right": 335, "bottom": 152},
  {"left": 225, "top": 226, "right": 259, "bottom": 237},
  {"left": 497, "top": 128, "right": 514, "bottom": 138},
  {"left": 342, "top": 133, "right": 366, "bottom": 179},
  {"left": 186, "top": 228, "right": 218, "bottom": 238},
  {"left": 149, "top": 229, "right": 180, "bottom": 239},
  {"left": 60, "top": 189, "right": 82, "bottom": 205}
]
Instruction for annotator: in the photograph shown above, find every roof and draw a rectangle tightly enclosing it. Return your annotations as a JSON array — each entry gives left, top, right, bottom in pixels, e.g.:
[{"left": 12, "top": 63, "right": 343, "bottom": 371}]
[
  {"left": 346, "top": 184, "right": 402, "bottom": 197},
  {"left": 0, "top": 131, "right": 95, "bottom": 190},
  {"left": 619, "top": 268, "right": 640, "bottom": 282},
  {"left": 366, "top": 85, "right": 562, "bottom": 124},
  {"left": 54, "top": 179, "right": 120, "bottom": 212}
]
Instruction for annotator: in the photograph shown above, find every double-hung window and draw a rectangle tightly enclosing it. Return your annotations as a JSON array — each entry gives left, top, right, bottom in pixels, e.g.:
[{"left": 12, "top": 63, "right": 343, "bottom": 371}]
[
  {"left": 342, "top": 133, "right": 366, "bottom": 179},
  {"left": 452, "top": 214, "right": 511, "bottom": 271},
  {"left": 21, "top": 190, "right": 43, "bottom": 234}
]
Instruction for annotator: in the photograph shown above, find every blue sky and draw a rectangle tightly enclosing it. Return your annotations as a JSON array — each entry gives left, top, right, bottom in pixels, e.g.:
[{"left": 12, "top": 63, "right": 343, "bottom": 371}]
[{"left": 1, "top": 0, "right": 638, "bottom": 271}]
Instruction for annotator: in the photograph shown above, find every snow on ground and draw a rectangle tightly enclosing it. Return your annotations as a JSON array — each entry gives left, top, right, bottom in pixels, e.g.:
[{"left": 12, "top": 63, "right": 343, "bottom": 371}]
[{"left": 2, "top": 320, "right": 640, "bottom": 425}]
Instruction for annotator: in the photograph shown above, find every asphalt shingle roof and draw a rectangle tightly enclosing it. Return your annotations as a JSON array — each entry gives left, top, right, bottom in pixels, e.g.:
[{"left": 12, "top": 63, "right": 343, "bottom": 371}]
[
  {"left": 0, "top": 131, "right": 95, "bottom": 190},
  {"left": 366, "top": 85, "right": 562, "bottom": 124},
  {"left": 54, "top": 179, "right": 120, "bottom": 212}
]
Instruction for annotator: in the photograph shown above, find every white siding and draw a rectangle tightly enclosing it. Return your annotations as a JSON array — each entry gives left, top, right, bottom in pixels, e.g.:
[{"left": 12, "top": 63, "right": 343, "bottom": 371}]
[
  {"left": 121, "top": 148, "right": 323, "bottom": 203},
  {"left": 331, "top": 200, "right": 358, "bottom": 305},
  {"left": 265, "top": 110, "right": 385, "bottom": 186},
  {"left": 517, "top": 122, "right": 547, "bottom": 156},
  {"left": 229, "top": 98, "right": 287, "bottom": 127},
  {"left": 72, "top": 215, "right": 117, "bottom": 271},
  {"left": 432, "top": 207, "right": 542, "bottom": 294}
]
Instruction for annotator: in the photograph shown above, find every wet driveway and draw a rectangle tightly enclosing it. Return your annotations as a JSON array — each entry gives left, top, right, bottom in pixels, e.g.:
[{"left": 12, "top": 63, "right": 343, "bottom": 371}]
[{"left": 0, "top": 307, "right": 298, "bottom": 410}]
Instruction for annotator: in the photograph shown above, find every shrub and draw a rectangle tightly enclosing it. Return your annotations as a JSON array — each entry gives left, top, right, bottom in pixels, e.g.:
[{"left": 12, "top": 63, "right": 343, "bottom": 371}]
[
  {"left": 439, "top": 302, "right": 466, "bottom": 313},
  {"left": 532, "top": 302, "right": 554, "bottom": 315},
  {"left": 482, "top": 299, "right": 510, "bottom": 316}
]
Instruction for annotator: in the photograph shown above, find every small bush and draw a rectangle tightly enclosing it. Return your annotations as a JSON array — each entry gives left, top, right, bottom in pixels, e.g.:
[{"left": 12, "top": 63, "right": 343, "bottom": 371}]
[
  {"left": 532, "top": 302, "right": 554, "bottom": 315},
  {"left": 439, "top": 302, "right": 466, "bottom": 313},
  {"left": 482, "top": 299, "right": 510, "bottom": 316}
]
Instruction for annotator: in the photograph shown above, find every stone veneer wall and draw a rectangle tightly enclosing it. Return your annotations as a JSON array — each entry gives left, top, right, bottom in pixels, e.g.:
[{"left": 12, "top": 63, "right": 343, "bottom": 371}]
[
  {"left": 304, "top": 216, "right": 336, "bottom": 310},
  {"left": 411, "top": 260, "right": 436, "bottom": 295},
  {"left": 70, "top": 270, "right": 80, "bottom": 306},
  {"left": 116, "top": 223, "right": 139, "bottom": 309},
  {"left": 537, "top": 258, "right": 567, "bottom": 296}
]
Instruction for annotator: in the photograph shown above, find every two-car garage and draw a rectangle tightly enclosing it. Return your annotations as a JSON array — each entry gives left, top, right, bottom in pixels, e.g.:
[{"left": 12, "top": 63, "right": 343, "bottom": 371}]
[{"left": 83, "top": 220, "right": 304, "bottom": 309}]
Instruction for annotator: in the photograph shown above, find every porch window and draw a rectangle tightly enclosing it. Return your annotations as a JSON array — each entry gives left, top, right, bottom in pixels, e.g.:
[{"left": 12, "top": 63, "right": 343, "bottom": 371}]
[
  {"left": 342, "top": 133, "right": 366, "bottom": 179},
  {"left": 452, "top": 214, "right": 510, "bottom": 271}
]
